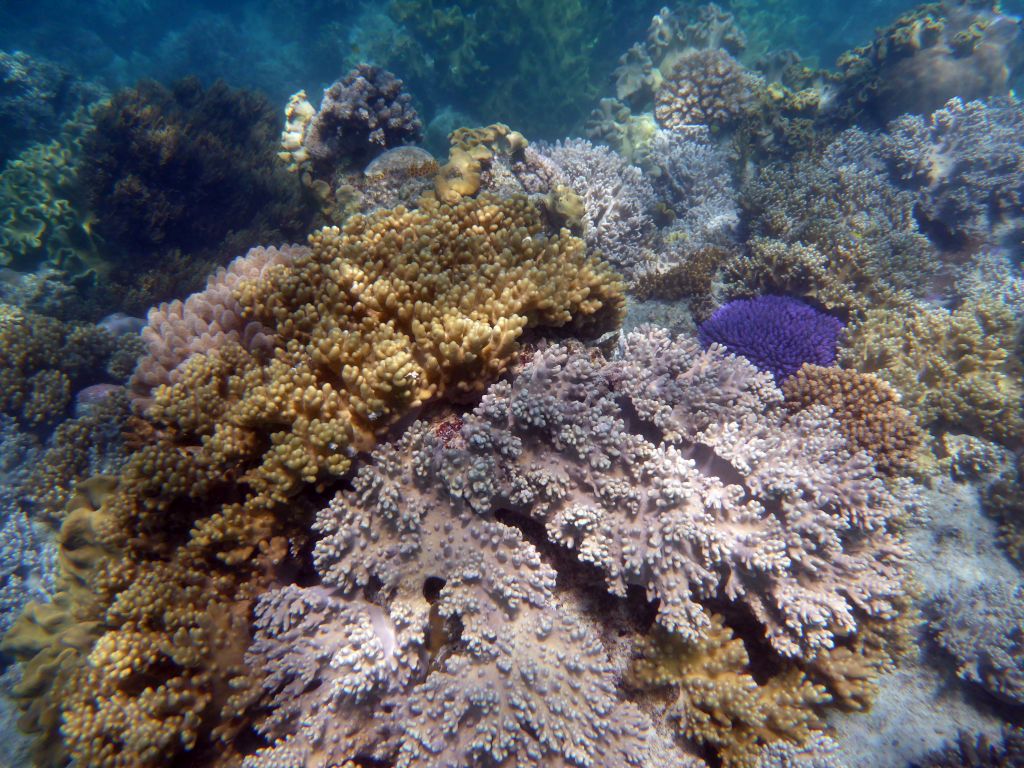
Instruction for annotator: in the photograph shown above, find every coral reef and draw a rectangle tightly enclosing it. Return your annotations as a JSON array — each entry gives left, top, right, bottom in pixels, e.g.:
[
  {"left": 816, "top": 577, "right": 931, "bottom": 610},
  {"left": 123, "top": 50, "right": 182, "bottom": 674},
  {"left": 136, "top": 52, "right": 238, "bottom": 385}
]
[
  {"left": 839, "top": 301, "right": 1023, "bottom": 445},
  {"left": 244, "top": 326, "right": 911, "bottom": 766},
  {"left": 629, "top": 616, "right": 830, "bottom": 766},
  {"left": 734, "top": 142, "right": 937, "bottom": 314},
  {"left": 698, "top": 296, "right": 844, "bottom": 383},
  {"left": 612, "top": 3, "right": 747, "bottom": 110},
  {"left": 0, "top": 50, "right": 104, "bottom": 166},
  {"left": 883, "top": 97, "right": 1024, "bottom": 248},
  {"left": 783, "top": 365, "right": 923, "bottom": 475},
  {"left": 833, "top": 0, "right": 1024, "bottom": 123},
  {"left": 654, "top": 48, "right": 753, "bottom": 133},
  {"left": 914, "top": 729, "right": 1024, "bottom": 768},
  {"left": 0, "top": 111, "right": 101, "bottom": 283},
  {"left": 79, "top": 77, "right": 315, "bottom": 310},
  {"left": 526, "top": 139, "right": 660, "bottom": 281},
  {"left": 926, "top": 581, "right": 1024, "bottom": 705},
  {"left": 130, "top": 243, "right": 309, "bottom": 407},
  {"left": 4, "top": 195, "right": 624, "bottom": 767},
  {"left": 282, "top": 65, "right": 422, "bottom": 186},
  {"left": 0, "top": 304, "right": 138, "bottom": 429}
]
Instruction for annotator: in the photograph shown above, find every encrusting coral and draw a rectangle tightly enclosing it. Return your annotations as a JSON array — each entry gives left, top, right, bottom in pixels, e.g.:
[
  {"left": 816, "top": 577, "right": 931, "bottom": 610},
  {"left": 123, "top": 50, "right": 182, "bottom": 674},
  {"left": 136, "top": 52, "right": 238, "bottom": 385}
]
[
  {"left": 5, "top": 194, "right": 624, "bottom": 768},
  {"left": 783, "top": 364, "right": 924, "bottom": 475},
  {"left": 243, "top": 326, "right": 913, "bottom": 767}
]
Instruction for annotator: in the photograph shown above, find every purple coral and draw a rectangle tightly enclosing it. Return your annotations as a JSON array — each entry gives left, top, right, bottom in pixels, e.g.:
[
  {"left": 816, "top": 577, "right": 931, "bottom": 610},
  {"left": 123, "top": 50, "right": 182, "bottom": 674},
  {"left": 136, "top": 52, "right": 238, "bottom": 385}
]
[
  {"left": 305, "top": 65, "right": 422, "bottom": 176},
  {"left": 699, "top": 295, "right": 844, "bottom": 382}
]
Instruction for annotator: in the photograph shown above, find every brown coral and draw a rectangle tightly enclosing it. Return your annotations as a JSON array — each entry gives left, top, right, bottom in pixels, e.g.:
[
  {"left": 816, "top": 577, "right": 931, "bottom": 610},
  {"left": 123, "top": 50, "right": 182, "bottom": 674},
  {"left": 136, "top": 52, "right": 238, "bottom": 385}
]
[{"left": 783, "top": 364, "right": 924, "bottom": 475}]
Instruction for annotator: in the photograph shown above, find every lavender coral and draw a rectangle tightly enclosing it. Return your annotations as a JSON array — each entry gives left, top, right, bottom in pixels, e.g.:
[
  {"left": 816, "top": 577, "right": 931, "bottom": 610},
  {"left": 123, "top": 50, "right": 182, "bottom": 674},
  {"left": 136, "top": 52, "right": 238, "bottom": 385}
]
[
  {"left": 698, "top": 295, "right": 844, "bottom": 382},
  {"left": 245, "top": 326, "right": 911, "bottom": 766}
]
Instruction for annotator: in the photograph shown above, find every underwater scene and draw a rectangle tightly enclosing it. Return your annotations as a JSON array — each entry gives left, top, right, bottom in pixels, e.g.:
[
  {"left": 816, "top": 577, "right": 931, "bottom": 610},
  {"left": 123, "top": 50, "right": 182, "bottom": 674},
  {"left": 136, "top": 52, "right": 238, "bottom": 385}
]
[{"left": 1, "top": 0, "right": 1024, "bottom": 766}]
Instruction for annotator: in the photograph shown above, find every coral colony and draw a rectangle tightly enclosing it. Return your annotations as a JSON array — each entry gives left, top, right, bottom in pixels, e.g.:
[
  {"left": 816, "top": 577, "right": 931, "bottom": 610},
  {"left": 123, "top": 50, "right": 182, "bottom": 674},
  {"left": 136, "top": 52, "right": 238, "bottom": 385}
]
[{"left": 0, "top": 2, "right": 1022, "bottom": 768}]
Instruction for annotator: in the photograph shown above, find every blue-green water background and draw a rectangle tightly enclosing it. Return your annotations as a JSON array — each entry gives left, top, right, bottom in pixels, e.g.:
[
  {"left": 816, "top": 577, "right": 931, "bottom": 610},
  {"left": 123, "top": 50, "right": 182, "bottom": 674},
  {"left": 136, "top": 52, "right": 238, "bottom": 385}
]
[{"left": 7, "top": 0, "right": 1022, "bottom": 139}]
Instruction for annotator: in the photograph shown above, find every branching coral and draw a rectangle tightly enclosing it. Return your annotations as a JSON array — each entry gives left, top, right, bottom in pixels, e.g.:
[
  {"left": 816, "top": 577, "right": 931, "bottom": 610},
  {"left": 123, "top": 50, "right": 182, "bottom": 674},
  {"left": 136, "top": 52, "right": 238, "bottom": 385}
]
[
  {"left": 0, "top": 304, "right": 137, "bottom": 429},
  {"left": 130, "top": 243, "right": 309, "bottom": 407},
  {"left": 736, "top": 144, "right": 937, "bottom": 314},
  {"left": 839, "top": 301, "right": 1023, "bottom": 444},
  {"left": 926, "top": 581, "right": 1024, "bottom": 705},
  {"left": 5, "top": 195, "right": 624, "bottom": 768},
  {"left": 629, "top": 617, "right": 830, "bottom": 767},
  {"left": 612, "top": 3, "right": 747, "bottom": 109},
  {"left": 287, "top": 65, "right": 423, "bottom": 184},
  {"left": 883, "top": 97, "right": 1024, "bottom": 247},
  {"left": 244, "top": 326, "right": 912, "bottom": 766},
  {"left": 783, "top": 364, "right": 923, "bottom": 475}
]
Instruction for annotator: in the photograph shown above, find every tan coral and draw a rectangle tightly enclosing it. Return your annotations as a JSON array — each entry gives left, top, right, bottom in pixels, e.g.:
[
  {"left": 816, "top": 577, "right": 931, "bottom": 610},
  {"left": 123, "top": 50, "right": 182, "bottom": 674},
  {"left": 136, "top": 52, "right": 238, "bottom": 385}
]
[
  {"left": 629, "top": 615, "right": 830, "bottom": 768},
  {"left": 434, "top": 123, "right": 528, "bottom": 202},
  {"left": 783, "top": 364, "right": 924, "bottom": 475}
]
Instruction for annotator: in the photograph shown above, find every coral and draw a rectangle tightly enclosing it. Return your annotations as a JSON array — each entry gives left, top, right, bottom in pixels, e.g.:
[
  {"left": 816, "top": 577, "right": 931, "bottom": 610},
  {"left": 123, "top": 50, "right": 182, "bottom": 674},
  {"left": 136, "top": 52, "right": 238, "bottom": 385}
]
[
  {"left": 654, "top": 48, "right": 753, "bottom": 133},
  {"left": 527, "top": 139, "right": 659, "bottom": 281},
  {"left": 698, "top": 296, "right": 844, "bottom": 383},
  {"left": 299, "top": 65, "right": 423, "bottom": 181},
  {"left": 0, "top": 476, "right": 118, "bottom": 768},
  {"left": 79, "top": 77, "right": 314, "bottom": 292},
  {"left": 585, "top": 98, "right": 660, "bottom": 166},
  {"left": 833, "top": 1, "right": 1024, "bottom": 123},
  {"left": 926, "top": 581, "right": 1024, "bottom": 705},
  {"left": 0, "top": 304, "right": 137, "bottom": 429},
  {"left": 629, "top": 616, "right": 829, "bottom": 767},
  {"left": 0, "top": 50, "right": 104, "bottom": 166},
  {"left": 612, "top": 3, "right": 747, "bottom": 109},
  {"left": 7, "top": 195, "right": 624, "bottom": 768},
  {"left": 434, "top": 123, "right": 528, "bottom": 204},
  {"left": 0, "top": 504, "right": 56, "bottom": 636},
  {"left": 751, "top": 733, "right": 847, "bottom": 768},
  {"left": 21, "top": 392, "right": 132, "bottom": 524},
  {"left": 245, "top": 327, "right": 911, "bottom": 765},
  {"left": 839, "top": 301, "right": 1023, "bottom": 444},
  {"left": 129, "top": 243, "right": 309, "bottom": 407},
  {"left": 882, "top": 97, "right": 1024, "bottom": 246},
  {"left": 736, "top": 144, "right": 937, "bottom": 314},
  {"left": 915, "top": 729, "right": 1024, "bottom": 768},
  {"left": 783, "top": 364, "right": 923, "bottom": 475},
  {"left": 0, "top": 111, "right": 102, "bottom": 281}
]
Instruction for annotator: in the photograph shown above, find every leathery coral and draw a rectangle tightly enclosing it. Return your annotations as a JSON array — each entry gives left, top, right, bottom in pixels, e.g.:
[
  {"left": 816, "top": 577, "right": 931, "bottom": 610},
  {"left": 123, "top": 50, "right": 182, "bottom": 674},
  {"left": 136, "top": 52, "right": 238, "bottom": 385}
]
[
  {"left": 245, "top": 326, "right": 913, "bottom": 767},
  {"left": 4, "top": 194, "right": 624, "bottom": 768}
]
